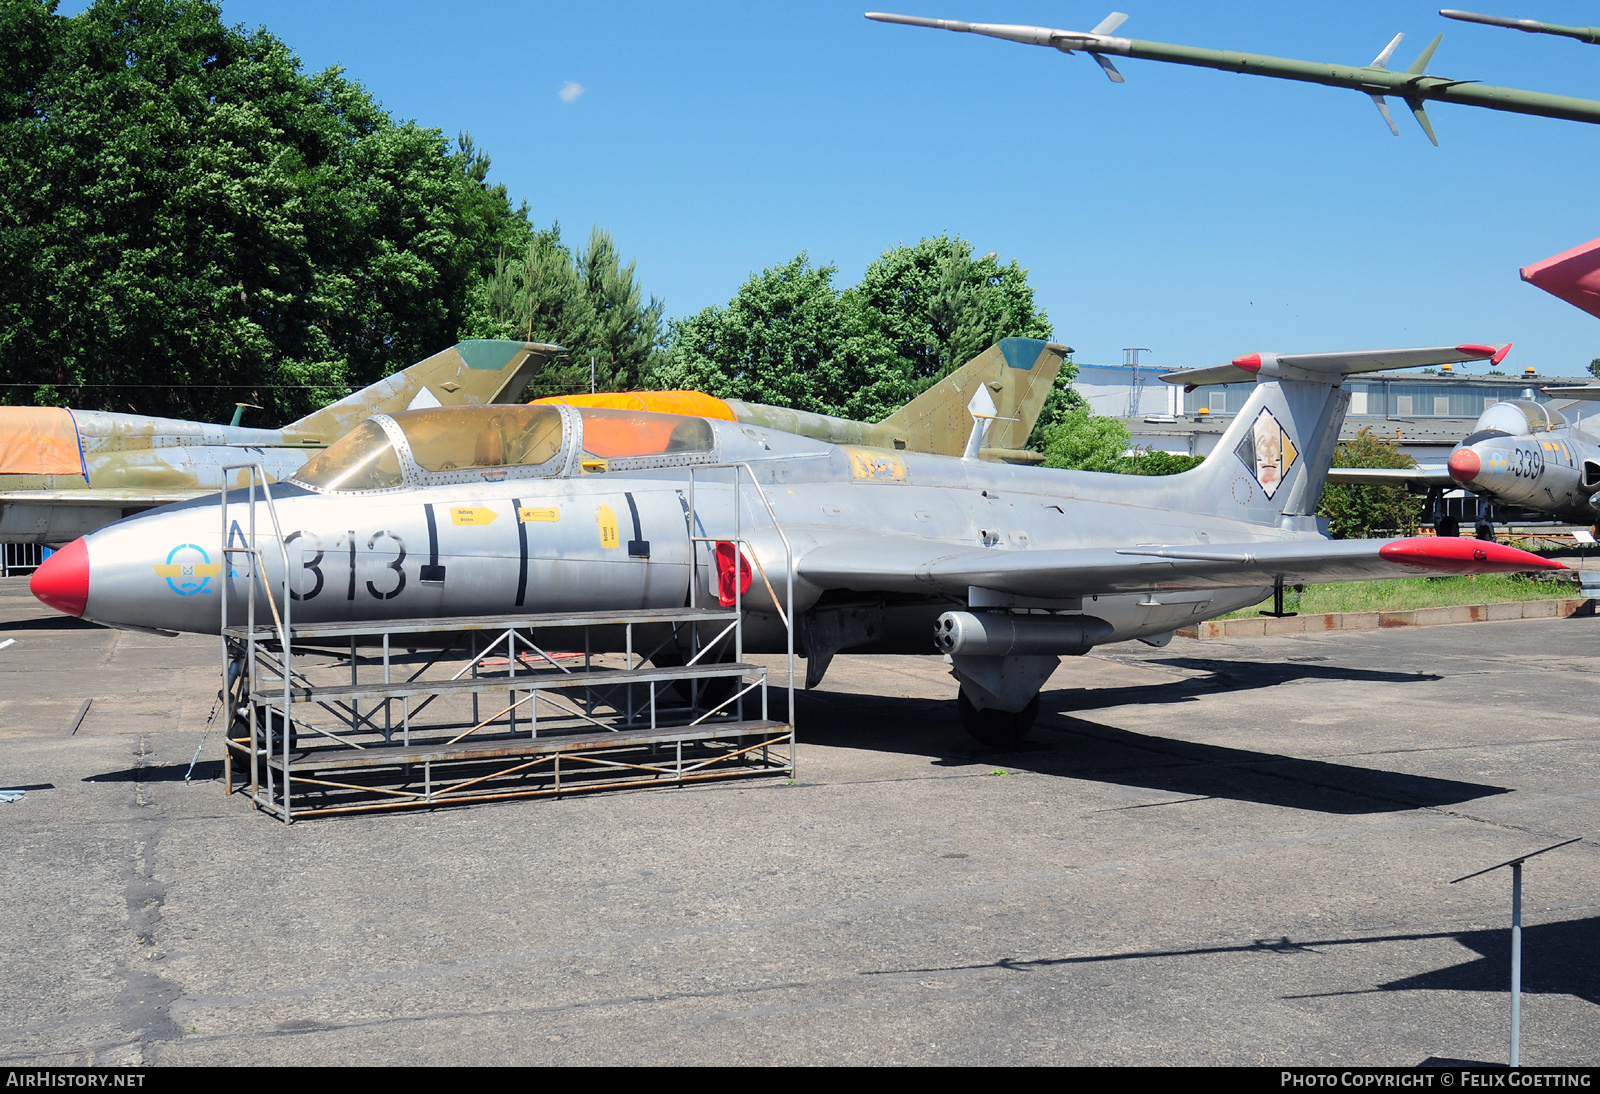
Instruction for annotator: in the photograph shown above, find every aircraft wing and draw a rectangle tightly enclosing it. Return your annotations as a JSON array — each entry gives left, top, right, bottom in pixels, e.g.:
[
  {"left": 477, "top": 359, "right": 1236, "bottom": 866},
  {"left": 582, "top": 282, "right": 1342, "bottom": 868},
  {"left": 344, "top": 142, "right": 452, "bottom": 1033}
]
[
  {"left": 1324, "top": 466, "right": 1455, "bottom": 488},
  {"left": 796, "top": 535, "right": 1560, "bottom": 599},
  {"left": 0, "top": 488, "right": 212, "bottom": 505},
  {"left": 1543, "top": 385, "right": 1600, "bottom": 401}
]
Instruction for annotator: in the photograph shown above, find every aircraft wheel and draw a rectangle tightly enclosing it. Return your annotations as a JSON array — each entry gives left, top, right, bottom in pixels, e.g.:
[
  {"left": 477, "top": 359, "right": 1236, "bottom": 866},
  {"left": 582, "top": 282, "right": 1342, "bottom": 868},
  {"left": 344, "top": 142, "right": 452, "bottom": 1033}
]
[
  {"left": 1474, "top": 520, "right": 1497, "bottom": 542},
  {"left": 1434, "top": 516, "right": 1460, "bottom": 538},
  {"left": 652, "top": 642, "right": 737, "bottom": 710},
  {"left": 956, "top": 688, "right": 1039, "bottom": 751}
]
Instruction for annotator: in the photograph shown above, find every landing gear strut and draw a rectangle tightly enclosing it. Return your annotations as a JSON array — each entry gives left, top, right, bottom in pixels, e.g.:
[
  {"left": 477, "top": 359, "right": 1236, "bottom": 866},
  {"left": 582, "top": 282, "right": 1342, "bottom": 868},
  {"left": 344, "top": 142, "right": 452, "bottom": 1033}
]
[
  {"left": 1475, "top": 520, "right": 1497, "bottom": 542},
  {"left": 957, "top": 688, "right": 1039, "bottom": 751},
  {"left": 1426, "top": 487, "right": 1458, "bottom": 538}
]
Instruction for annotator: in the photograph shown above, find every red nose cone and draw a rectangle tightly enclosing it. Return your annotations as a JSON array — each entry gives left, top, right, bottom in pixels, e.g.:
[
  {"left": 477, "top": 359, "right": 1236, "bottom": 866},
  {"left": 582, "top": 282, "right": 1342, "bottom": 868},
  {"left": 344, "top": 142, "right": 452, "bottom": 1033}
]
[
  {"left": 30, "top": 537, "right": 89, "bottom": 617},
  {"left": 1448, "top": 448, "right": 1481, "bottom": 484}
]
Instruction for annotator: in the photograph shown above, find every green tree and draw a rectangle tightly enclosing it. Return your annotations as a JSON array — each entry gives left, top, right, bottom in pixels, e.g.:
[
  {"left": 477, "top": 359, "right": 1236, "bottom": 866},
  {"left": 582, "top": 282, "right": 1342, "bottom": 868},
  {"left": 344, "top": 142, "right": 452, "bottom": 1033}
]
[
  {"left": 650, "top": 254, "right": 915, "bottom": 421},
  {"left": 462, "top": 224, "right": 664, "bottom": 396},
  {"left": 1039, "top": 408, "right": 1133, "bottom": 472},
  {"left": 654, "top": 237, "right": 1056, "bottom": 423},
  {"left": 1316, "top": 428, "right": 1423, "bottom": 538},
  {"left": 1039, "top": 407, "right": 1202, "bottom": 474},
  {"left": 1121, "top": 449, "right": 1205, "bottom": 476},
  {"left": 0, "top": 0, "right": 531, "bottom": 422},
  {"left": 853, "top": 235, "right": 1053, "bottom": 385},
  {"left": 1587, "top": 357, "right": 1600, "bottom": 378}
]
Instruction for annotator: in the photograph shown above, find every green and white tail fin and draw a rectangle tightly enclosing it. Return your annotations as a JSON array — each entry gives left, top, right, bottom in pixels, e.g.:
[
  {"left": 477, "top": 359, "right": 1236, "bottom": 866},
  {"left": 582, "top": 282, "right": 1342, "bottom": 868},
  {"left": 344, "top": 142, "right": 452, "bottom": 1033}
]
[
  {"left": 878, "top": 337, "right": 1071, "bottom": 461},
  {"left": 282, "top": 340, "right": 559, "bottom": 444}
]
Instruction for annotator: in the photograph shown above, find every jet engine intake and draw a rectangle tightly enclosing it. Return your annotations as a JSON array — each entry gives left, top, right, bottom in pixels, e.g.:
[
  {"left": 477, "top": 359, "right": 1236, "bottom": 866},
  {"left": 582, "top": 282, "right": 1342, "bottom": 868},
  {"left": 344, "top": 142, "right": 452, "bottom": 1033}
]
[
  {"left": 1582, "top": 459, "right": 1600, "bottom": 492},
  {"left": 934, "top": 611, "right": 1113, "bottom": 657}
]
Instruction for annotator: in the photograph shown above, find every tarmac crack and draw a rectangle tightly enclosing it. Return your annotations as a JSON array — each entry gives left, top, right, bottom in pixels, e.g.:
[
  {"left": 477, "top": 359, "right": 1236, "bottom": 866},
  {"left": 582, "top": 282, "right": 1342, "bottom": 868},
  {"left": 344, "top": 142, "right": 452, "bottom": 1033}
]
[{"left": 109, "top": 733, "right": 184, "bottom": 1064}]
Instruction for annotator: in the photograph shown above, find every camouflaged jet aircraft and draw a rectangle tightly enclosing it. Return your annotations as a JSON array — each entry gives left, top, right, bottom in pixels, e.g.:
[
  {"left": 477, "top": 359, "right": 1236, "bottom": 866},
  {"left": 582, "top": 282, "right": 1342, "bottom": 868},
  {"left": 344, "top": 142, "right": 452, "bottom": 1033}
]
[
  {"left": 0, "top": 341, "right": 556, "bottom": 546},
  {"left": 533, "top": 337, "right": 1070, "bottom": 464},
  {"left": 29, "top": 342, "right": 1560, "bottom": 748}
]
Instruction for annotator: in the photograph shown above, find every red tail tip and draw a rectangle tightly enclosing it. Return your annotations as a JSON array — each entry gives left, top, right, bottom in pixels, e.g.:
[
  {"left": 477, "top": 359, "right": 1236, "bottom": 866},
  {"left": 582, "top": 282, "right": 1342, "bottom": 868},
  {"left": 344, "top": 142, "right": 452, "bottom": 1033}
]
[
  {"left": 1232, "top": 353, "right": 1262, "bottom": 372},
  {"left": 1452, "top": 344, "right": 1512, "bottom": 367},
  {"left": 30, "top": 537, "right": 89, "bottom": 617}
]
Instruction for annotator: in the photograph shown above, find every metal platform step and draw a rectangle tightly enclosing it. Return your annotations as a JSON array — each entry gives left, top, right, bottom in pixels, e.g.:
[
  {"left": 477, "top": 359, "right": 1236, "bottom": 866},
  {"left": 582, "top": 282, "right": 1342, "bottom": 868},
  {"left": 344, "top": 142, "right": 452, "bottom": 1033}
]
[
  {"left": 234, "top": 719, "right": 790, "bottom": 773},
  {"left": 254, "top": 660, "right": 758, "bottom": 706},
  {"left": 223, "top": 605, "right": 739, "bottom": 642}
]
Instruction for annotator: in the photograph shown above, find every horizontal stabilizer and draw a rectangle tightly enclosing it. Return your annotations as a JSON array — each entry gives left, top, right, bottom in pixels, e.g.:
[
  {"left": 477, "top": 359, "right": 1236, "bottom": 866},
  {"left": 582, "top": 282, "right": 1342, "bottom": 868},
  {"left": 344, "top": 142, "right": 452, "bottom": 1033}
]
[
  {"left": 1161, "top": 343, "right": 1509, "bottom": 388},
  {"left": 1325, "top": 466, "right": 1455, "bottom": 488}
]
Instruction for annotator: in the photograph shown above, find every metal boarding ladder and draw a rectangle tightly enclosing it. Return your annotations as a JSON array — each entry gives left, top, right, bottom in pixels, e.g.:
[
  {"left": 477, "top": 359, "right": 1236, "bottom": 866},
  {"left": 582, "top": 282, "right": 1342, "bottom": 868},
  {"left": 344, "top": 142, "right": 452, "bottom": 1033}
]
[{"left": 217, "top": 462, "right": 795, "bottom": 821}]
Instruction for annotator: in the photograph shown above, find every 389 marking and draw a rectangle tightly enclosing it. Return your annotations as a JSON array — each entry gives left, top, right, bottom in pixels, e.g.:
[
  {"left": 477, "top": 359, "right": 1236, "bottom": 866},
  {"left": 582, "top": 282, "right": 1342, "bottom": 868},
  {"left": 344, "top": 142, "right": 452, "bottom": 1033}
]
[{"left": 1512, "top": 445, "right": 1544, "bottom": 480}]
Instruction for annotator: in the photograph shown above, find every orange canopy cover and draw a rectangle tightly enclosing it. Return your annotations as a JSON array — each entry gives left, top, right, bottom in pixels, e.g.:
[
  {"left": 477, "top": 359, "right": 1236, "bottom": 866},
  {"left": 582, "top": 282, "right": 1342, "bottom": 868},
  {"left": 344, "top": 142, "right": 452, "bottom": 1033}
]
[
  {"left": 531, "top": 390, "right": 737, "bottom": 420},
  {"left": 0, "top": 407, "right": 85, "bottom": 476}
]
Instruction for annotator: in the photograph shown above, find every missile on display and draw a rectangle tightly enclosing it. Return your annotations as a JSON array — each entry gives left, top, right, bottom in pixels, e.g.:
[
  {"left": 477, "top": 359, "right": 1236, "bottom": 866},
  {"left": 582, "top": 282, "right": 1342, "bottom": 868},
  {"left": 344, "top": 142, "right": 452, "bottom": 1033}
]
[
  {"left": 865, "top": 10, "right": 1600, "bottom": 143},
  {"left": 1440, "top": 9, "right": 1600, "bottom": 45}
]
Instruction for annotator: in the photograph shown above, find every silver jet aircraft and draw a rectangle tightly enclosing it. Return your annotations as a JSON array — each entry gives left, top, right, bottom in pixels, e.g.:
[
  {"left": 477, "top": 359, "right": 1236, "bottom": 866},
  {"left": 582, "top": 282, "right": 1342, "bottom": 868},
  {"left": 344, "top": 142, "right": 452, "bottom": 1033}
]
[
  {"left": 1321, "top": 394, "right": 1600, "bottom": 538},
  {"left": 30, "top": 343, "right": 1561, "bottom": 748},
  {"left": 1318, "top": 236, "right": 1600, "bottom": 537}
]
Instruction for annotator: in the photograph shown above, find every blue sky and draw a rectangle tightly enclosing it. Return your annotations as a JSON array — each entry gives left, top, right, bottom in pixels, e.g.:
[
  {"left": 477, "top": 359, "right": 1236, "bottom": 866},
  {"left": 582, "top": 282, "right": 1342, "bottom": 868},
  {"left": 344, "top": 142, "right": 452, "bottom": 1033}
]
[{"left": 158, "top": 3, "right": 1600, "bottom": 372}]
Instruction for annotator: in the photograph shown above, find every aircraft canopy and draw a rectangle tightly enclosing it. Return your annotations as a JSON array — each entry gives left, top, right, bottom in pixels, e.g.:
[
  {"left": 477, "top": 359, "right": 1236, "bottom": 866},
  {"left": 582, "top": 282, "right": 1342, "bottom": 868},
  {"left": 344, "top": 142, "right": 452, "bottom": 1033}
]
[
  {"left": 1472, "top": 399, "right": 1566, "bottom": 438},
  {"left": 292, "top": 404, "right": 719, "bottom": 492},
  {"left": 292, "top": 419, "right": 406, "bottom": 492}
]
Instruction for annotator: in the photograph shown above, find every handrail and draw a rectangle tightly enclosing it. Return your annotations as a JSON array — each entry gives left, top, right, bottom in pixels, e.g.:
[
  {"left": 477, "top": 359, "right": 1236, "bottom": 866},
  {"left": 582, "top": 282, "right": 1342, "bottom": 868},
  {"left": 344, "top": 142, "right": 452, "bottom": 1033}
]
[
  {"left": 685, "top": 461, "right": 797, "bottom": 756},
  {"left": 219, "top": 463, "right": 298, "bottom": 818}
]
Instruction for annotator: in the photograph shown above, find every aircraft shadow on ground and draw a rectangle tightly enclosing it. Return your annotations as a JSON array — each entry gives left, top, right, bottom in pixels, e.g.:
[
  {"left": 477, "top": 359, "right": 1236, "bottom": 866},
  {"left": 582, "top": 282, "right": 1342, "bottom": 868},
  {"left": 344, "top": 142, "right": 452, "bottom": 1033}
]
[
  {"left": 0, "top": 614, "right": 102, "bottom": 632},
  {"left": 793, "top": 656, "right": 1505, "bottom": 815},
  {"left": 85, "top": 760, "right": 221, "bottom": 783},
  {"left": 865, "top": 916, "right": 1600, "bottom": 1008}
]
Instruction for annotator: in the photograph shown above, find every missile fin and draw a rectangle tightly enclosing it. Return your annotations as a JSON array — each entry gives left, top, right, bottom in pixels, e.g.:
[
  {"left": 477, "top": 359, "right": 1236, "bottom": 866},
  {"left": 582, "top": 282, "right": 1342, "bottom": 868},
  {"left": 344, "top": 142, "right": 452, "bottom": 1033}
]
[
  {"left": 1370, "top": 93, "right": 1400, "bottom": 135},
  {"left": 1090, "top": 11, "right": 1128, "bottom": 35},
  {"left": 1406, "top": 96, "right": 1440, "bottom": 144},
  {"left": 1371, "top": 32, "right": 1405, "bottom": 69},
  {"left": 1091, "top": 52, "right": 1125, "bottom": 82},
  {"left": 1406, "top": 32, "right": 1444, "bottom": 74}
]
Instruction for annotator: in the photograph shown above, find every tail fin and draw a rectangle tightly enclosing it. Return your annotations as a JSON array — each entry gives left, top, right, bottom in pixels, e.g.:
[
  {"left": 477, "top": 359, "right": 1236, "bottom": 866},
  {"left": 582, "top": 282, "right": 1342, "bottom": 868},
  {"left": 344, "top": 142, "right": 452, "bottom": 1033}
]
[
  {"left": 281, "top": 340, "right": 559, "bottom": 444},
  {"left": 1161, "top": 344, "right": 1506, "bottom": 527},
  {"left": 878, "top": 338, "right": 1070, "bottom": 461}
]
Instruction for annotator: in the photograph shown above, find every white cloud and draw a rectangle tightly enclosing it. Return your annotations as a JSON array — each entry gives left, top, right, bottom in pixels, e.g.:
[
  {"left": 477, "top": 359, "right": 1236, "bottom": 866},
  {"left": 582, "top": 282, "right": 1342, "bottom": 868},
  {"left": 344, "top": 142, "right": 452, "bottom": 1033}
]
[{"left": 558, "top": 81, "right": 584, "bottom": 104}]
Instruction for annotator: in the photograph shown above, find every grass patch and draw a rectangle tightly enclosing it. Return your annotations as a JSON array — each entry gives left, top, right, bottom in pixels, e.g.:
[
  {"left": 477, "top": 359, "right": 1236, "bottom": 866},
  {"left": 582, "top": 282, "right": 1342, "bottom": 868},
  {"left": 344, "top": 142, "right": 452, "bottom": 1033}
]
[{"left": 1216, "top": 573, "right": 1578, "bottom": 619}]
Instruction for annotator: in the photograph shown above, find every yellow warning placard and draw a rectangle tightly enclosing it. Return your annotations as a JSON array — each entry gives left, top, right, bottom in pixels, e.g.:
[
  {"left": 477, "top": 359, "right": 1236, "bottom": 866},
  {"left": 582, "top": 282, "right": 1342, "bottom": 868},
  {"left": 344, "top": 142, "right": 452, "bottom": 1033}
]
[
  {"left": 596, "top": 503, "right": 620, "bottom": 549},
  {"left": 450, "top": 506, "right": 499, "bottom": 526},
  {"left": 845, "top": 448, "right": 907, "bottom": 482},
  {"left": 518, "top": 507, "right": 559, "bottom": 523}
]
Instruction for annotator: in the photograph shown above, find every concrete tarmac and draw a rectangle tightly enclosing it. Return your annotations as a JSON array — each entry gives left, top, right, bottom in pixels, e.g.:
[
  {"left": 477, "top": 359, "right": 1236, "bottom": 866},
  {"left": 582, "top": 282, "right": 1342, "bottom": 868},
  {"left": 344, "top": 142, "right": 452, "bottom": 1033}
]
[{"left": 0, "top": 575, "right": 1595, "bottom": 1066}]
